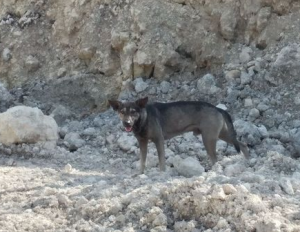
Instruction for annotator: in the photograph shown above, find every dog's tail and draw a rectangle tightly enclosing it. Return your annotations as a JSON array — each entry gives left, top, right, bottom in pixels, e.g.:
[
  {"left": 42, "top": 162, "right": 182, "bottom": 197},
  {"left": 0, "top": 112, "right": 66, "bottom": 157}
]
[{"left": 217, "top": 108, "right": 241, "bottom": 153}]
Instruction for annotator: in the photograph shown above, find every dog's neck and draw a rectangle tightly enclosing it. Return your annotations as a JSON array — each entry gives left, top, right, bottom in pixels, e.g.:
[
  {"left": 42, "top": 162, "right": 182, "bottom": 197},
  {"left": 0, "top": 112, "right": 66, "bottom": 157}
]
[{"left": 133, "top": 109, "right": 147, "bottom": 135}]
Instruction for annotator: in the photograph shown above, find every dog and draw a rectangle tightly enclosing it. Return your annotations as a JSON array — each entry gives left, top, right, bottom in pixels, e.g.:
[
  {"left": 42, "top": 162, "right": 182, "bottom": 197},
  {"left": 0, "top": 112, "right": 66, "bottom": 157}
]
[{"left": 109, "top": 97, "right": 249, "bottom": 174}]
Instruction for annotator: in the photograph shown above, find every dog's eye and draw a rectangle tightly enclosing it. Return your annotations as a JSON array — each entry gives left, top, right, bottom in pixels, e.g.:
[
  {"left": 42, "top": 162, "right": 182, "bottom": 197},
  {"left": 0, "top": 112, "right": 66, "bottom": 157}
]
[
  {"left": 120, "top": 109, "right": 126, "bottom": 114},
  {"left": 130, "top": 109, "right": 137, "bottom": 113}
]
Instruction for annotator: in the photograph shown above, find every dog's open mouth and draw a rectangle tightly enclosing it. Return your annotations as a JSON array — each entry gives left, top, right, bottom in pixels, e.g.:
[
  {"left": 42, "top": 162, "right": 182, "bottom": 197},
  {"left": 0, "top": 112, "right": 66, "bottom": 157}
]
[{"left": 125, "top": 126, "right": 133, "bottom": 132}]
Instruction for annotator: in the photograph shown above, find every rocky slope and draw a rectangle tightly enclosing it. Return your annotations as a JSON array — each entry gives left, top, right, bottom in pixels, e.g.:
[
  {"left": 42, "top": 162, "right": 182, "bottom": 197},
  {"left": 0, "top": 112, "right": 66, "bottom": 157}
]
[{"left": 1, "top": 0, "right": 300, "bottom": 231}]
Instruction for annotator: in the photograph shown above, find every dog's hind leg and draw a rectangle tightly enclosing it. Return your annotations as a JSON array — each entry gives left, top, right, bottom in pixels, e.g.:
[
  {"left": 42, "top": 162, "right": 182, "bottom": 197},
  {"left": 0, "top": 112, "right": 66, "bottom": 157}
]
[
  {"left": 138, "top": 138, "right": 148, "bottom": 174},
  {"left": 153, "top": 137, "right": 166, "bottom": 172},
  {"left": 202, "top": 134, "right": 218, "bottom": 164}
]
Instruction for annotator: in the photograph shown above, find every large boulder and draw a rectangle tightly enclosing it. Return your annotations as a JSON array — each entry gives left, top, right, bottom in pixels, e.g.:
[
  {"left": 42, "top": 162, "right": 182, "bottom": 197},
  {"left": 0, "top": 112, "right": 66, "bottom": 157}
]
[{"left": 0, "top": 106, "right": 58, "bottom": 146}]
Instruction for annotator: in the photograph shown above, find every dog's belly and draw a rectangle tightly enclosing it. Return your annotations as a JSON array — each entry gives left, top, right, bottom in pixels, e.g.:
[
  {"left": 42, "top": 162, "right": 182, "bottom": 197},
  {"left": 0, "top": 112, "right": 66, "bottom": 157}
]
[{"left": 163, "top": 124, "right": 199, "bottom": 140}]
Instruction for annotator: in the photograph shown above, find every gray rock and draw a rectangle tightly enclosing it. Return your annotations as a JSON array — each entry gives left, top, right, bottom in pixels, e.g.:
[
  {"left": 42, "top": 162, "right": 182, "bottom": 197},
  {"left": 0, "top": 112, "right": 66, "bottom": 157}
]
[
  {"left": 256, "top": 7, "right": 272, "bottom": 32},
  {"left": 220, "top": 9, "right": 237, "bottom": 40},
  {"left": 197, "top": 74, "right": 220, "bottom": 94},
  {"left": 64, "top": 132, "right": 85, "bottom": 151},
  {"left": 78, "top": 47, "right": 96, "bottom": 61},
  {"left": 50, "top": 105, "right": 73, "bottom": 125},
  {"left": 117, "top": 133, "right": 136, "bottom": 152},
  {"left": 225, "top": 70, "right": 241, "bottom": 82},
  {"left": 82, "top": 127, "right": 97, "bottom": 137},
  {"left": 257, "top": 103, "right": 269, "bottom": 112},
  {"left": 173, "top": 156, "right": 204, "bottom": 177},
  {"left": 279, "top": 178, "right": 294, "bottom": 195},
  {"left": 271, "top": 44, "right": 300, "bottom": 79},
  {"left": 249, "top": 108, "right": 260, "bottom": 119},
  {"left": 160, "top": 81, "right": 171, "bottom": 94},
  {"left": 25, "top": 55, "right": 40, "bottom": 72},
  {"left": 240, "top": 71, "right": 251, "bottom": 85},
  {"left": 134, "top": 77, "right": 148, "bottom": 93},
  {"left": 234, "top": 119, "right": 262, "bottom": 145},
  {"left": 239, "top": 47, "right": 252, "bottom": 63},
  {"left": 57, "top": 67, "right": 67, "bottom": 78},
  {"left": 257, "top": 125, "right": 269, "bottom": 138}
]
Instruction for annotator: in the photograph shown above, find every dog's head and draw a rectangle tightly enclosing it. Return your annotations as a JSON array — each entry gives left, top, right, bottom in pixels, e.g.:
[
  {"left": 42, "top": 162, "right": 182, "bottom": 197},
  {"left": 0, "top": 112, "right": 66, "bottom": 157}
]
[{"left": 108, "top": 97, "right": 148, "bottom": 132}]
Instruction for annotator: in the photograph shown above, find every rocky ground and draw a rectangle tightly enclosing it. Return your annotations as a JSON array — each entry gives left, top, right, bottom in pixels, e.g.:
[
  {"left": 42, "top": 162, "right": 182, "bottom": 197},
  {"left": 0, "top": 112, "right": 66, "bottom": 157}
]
[
  {"left": 1, "top": 0, "right": 300, "bottom": 231},
  {"left": 1, "top": 62, "right": 300, "bottom": 231}
]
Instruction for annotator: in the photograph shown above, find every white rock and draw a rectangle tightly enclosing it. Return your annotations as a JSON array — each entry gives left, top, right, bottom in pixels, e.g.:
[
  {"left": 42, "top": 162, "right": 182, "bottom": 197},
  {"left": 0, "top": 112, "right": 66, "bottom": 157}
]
[
  {"left": 216, "top": 104, "right": 227, "bottom": 111},
  {"left": 222, "top": 184, "right": 237, "bottom": 195},
  {"left": 173, "top": 156, "right": 204, "bottom": 177},
  {"left": 211, "top": 186, "right": 226, "bottom": 200},
  {"left": 64, "top": 163, "right": 73, "bottom": 173},
  {"left": 2, "top": 48, "right": 12, "bottom": 61},
  {"left": 0, "top": 106, "right": 58, "bottom": 146}
]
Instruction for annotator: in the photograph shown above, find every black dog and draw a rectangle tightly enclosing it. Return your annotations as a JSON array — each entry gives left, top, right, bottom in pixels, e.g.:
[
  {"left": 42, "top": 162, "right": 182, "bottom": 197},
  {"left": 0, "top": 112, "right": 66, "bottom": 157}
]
[{"left": 109, "top": 97, "right": 249, "bottom": 174}]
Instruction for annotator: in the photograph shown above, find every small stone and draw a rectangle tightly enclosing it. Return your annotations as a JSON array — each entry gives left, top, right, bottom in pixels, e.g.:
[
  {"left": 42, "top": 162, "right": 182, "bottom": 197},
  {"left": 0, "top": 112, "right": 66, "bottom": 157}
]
[
  {"left": 197, "top": 74, "right": 220, "bottom": 94},
  {"left": 64, "top": 163, "right": 73, "bottom": 173},
  {"left": 25, "top": 55, "right": 40, "bottom": 72},
  {"left": 279, "top": 178, "right": 294, "bottom": 195},
  {"left": 211, "top": 186, "right": 226, "bottom": 200},
  {"left": 134, "top": 77, "right": 148, "bottom": 93},
  {"left": 249, "top": 108, "right": 260, "bottom": 119},
  {"left": 257, "top": 103, "right": 269, "bottom": 112},
  {"left": 240, "top": 47, "right": 253, "bottom": 63},
  {"left": 78, "top": 47, "right": 96, "bottom": 60},
  {"left": 160, "top": 81, "right": 171, "bottom": 94},
  {"left": 75, "top": 196, "right": 88, "bottom": 209},
  {"left": 173, "top": 156, "right": 205, "bottom": 177},
  {"left": 57, "top": 67, "right": 67, "bottom": 78},
  {"left": 225, "top": 70, "right": 241, "bottom": 81},
  {"left": 216, "top": 104, "right": 227, "bottom": 111},
  {"left": 64, "top": 132, "right": 85, "bottom": 151},
  {"left": 82, "top": 127, "right": 97, "bottom": 137},
  {"left": 44, "top": 187, "right": 57, "bottom": 196},
  {"left": 257, "top": 125, "right": 269, "bottom": 138},
  {"left": 240, "top": 71, "right": 251, "bottom": 85},
  {"left": 117, "top": 133, "right": 136, "bottom": 151},
  {"left": 2, "top": 48, "right": 12, "bottom": 62},
  {"left": 244, "top": 98, "right": 253, "bottom": 107},
  {"left": 222, "top": 184, "right": 237, "bottom": 195},
  {"left": 57, "top": 193, "right": 71, "bottom": 206}
]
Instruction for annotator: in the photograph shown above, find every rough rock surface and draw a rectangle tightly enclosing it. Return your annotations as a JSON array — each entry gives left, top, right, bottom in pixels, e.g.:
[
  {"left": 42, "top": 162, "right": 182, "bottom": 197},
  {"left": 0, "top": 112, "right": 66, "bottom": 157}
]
[{"left": 0, "top": 0, "right": 300, "bottom": 231}]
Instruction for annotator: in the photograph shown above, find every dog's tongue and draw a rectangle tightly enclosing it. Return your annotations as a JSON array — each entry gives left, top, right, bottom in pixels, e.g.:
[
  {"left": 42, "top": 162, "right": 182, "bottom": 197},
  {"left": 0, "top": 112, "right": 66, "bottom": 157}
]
[{"left": 125, "top": 126, "right": 132, "bottom": 132}]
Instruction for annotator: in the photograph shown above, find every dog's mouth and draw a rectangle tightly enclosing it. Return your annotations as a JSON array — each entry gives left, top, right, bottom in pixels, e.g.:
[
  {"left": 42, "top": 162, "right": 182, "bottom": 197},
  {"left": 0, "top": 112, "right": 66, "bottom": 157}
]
[{"left": 124, "top": 126, "right": 133, "bottom": 132}]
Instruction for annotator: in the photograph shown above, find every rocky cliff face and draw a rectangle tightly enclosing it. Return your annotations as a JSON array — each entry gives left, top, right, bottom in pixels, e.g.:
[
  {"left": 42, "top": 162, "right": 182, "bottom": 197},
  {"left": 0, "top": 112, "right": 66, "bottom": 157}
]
[{"left": 1, "top": 0, "right": 300, "bottom": 113}]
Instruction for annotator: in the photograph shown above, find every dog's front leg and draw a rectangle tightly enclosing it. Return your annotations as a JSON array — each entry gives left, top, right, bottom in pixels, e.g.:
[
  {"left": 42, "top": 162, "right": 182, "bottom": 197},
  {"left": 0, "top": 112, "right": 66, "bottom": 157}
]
[
  {"left": 154, "top": 138, "right": 166, "bottom": 172},
  {"left": 138, "top": 138, "right": 148, "bottom": 174}
]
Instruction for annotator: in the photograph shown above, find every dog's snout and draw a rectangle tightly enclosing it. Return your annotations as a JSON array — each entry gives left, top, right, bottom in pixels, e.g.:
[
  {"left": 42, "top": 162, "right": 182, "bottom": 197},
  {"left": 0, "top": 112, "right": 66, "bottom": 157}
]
[{"left": 123, "top": 121, "right": 131, "bottom": 127}]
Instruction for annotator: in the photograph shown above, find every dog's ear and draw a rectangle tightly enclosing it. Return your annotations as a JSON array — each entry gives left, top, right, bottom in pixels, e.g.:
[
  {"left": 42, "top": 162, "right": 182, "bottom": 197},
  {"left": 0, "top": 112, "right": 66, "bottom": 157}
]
[
  {"left": 108, "top": 100, "right": 122, "bottom": 111},
  {"left": 136, "top": 97, "right": 148, "bottom": 108}
]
